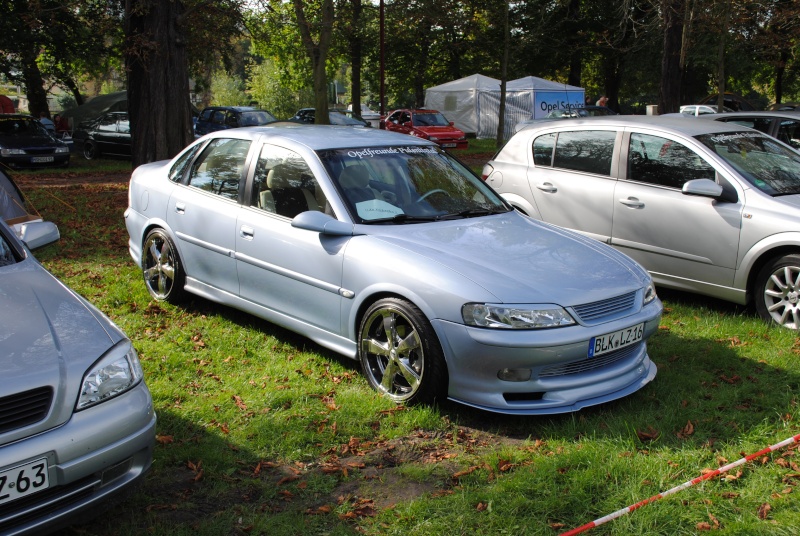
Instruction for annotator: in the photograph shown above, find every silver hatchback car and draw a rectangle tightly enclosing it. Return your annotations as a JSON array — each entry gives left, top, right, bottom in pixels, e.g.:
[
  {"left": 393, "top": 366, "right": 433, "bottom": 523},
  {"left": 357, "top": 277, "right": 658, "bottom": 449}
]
[
  {"left": 483, "top": 115, "right": 800, "bottom": 329},
  {"left": 124, "top": 125, "right": 662, "bottom": 415},
  {"left": 0, "top": 219, "right": 155, "bottom": 535}
]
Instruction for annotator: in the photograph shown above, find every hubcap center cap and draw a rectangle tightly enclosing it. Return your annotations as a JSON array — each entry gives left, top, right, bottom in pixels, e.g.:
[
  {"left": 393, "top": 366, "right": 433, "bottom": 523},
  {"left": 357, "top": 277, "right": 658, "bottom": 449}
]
[{"left": 789, "top": 291, "right": 799, "bottom": 305}]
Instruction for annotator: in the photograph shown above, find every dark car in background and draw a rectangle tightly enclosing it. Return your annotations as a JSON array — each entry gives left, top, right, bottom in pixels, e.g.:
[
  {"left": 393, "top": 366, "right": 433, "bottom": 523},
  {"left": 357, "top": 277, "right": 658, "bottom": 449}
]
[
  {"left": 288, "top": 108, "right": 370, "bottom": 127},
  {"left": 74, "top": 111, "right": 132, "bottom": 160},
  {"left": 0, "top": 114, "right": 70, "bottom": 168},
  {"left": 700, "top": 110, "right": 800, "bottom": 151},
  {"left": 381, "top": 109, "right": 468, "bottom": 149},
  {"left": 194, "top": 106, "right": 277, "bottom": 137}
]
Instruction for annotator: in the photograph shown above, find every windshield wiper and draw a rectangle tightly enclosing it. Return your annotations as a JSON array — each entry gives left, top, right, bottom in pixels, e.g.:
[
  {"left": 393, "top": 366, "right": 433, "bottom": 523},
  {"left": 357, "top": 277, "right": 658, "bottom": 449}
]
[
  {"left": 362, "top": 214, "right": 440, "bottom": 224},
  {"left": 438, "top": 207, "right": 510, "bottom": 220}
]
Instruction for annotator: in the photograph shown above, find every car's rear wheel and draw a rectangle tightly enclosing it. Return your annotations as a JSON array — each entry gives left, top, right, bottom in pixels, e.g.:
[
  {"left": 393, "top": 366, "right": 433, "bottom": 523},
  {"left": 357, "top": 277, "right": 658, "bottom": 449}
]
[
  {"left": 754, "top": 254, "right": 800, "bottom": 329},
  {"left": 83, "top": 140, "right": 98, "bottom": 160},
  {"left": 142, "top": 229, "right": 186, "bottom": 304},
  {"left": 358, "top": 298, "right": 448, "bottom": 405}
]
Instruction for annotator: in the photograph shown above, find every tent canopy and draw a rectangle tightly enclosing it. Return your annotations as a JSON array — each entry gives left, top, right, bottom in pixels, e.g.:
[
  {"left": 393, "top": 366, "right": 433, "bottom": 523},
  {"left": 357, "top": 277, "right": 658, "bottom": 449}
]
[
  {"left": 425, "top": 74, "right": 585, "bottom": 139},
  {"left": 60, "top": 91, "right": 127, "bottom": 132}
]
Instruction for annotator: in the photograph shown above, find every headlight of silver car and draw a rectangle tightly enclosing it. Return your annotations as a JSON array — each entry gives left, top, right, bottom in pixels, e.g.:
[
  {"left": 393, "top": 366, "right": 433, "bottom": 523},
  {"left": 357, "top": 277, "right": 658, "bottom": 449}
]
[
  {"left": 76, "top": 342, "right": 144, "bottom": 410},
  {"left": 643, "top": 282, "right": 657, "bottom": 305},
  {"left": 462, "top": 303, "right": 576, "bottom": 329}
]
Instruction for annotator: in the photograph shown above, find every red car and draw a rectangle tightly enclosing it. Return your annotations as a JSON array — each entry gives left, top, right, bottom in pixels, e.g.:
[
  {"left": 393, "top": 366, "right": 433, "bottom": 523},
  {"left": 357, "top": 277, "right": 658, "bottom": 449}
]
[{"left": 381, "top": 109, "right": 468, "bottom": 149}]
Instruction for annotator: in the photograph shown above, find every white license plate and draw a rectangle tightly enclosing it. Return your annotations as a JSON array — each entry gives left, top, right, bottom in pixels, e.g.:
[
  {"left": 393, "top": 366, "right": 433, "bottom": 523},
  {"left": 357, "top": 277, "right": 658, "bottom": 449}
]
[
  {"left": 442, "top": 143, "right": 457, "bottom": 148},
  {"left": 31, "top": 156, "right": 54, "bottom": 163},
  {"left": 589, "top": 323, "right": 644, "bottom": 358},
  {"left": 0, "top": 458, "right": 49, "bottom": 505}
]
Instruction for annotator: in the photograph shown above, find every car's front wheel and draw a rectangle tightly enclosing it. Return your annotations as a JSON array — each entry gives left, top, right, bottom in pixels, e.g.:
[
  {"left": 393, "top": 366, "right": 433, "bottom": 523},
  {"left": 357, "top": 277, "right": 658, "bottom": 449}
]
[
  {"left": 754, "top": 254, "right": 800, "bottom": 329},
  {"left": 358, "top": 298, "right": 448, "bottom": 405},
  {"left": 83, "top": 140, "right": 98, "bottom": 160},
  {"left": 142, "top": 229, "right": 186, "bottom": 304}
]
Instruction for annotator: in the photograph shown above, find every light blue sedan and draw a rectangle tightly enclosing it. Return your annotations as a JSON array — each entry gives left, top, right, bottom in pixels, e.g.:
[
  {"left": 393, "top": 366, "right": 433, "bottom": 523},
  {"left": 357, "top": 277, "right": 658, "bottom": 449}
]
[{"left": 124, "top": 125, "right": 662, "bottom": 414}]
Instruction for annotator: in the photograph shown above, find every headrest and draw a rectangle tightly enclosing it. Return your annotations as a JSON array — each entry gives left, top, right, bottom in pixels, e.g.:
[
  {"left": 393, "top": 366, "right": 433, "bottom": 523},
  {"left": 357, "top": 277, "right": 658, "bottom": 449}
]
[
  {"left": 267, "top": 164, "right": 299, "bottom": 189},
  {"left": 338, "top": 166, "right": 370, "bottom": 189}
]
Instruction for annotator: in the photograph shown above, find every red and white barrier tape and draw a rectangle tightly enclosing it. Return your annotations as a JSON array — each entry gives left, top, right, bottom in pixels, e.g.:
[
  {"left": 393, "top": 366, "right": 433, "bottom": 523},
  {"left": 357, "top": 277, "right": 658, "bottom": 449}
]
[{"left": 560, "top": 431, "right": 800, "bottom": 536}]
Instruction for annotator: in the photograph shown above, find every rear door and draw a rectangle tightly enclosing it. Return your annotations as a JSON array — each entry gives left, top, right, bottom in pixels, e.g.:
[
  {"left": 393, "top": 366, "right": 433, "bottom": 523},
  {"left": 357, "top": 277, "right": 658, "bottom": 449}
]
[{"left": 525, "top": 129, "right": 619, "bottom": 242}]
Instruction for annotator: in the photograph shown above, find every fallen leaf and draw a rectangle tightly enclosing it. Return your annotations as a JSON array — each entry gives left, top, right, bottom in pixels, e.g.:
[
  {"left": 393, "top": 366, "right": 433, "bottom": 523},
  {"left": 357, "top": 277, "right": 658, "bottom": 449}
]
[
  {"left": 156, "top": 434, "right": 174, "bottom": 444},
  {"left": 636, "top": 426, "right": 660, "bottom": 442},
  {"left": 757, "top": 503, "right": 771, "bottom": 520}
]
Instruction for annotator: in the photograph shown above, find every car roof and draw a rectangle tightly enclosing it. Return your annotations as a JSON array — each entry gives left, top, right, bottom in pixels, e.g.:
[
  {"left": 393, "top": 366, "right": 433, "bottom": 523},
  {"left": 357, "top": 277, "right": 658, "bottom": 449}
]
[
  {"left": 515, "top": 114, "right": 754, "bottom": 137},
  {"left": 202, "top": 123, "right": 434, "bottom": 151},
  {"left": 699, "top": 110, "right": 800, "bottom": 119}
]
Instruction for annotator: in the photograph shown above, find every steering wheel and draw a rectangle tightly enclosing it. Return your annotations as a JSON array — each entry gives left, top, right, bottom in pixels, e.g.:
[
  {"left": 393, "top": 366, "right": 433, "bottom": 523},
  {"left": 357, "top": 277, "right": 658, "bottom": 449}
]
[{"left": 416, "top": 189, "right": 450, "bottom": 203}]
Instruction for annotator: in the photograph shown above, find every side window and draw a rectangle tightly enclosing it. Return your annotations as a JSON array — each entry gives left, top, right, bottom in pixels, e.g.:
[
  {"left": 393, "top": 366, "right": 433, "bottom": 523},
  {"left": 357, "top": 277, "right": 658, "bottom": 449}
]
[
  {"left": 98, "top": 116, "right": 117, "bottom": 132},
  {"left": 117, "top": 115, "right": 130, "bottom": 134},
  {"left": 225, "top": 112, "right": 239, "bottom": 128},
  {"left": 532, "top": 133, "right": 556, "bottom": 166},
  {"left": 199, "top": 109, "right": 214, "bottom": 122},
  {"left": 169, "top": 142, "right": 204, "bottom": 183},
  {"left": 777, "top": 120, "right": 800, "bottom": 150},
  {"left": 187, "top": 138, "right": 251, "bottom": 200},
  {"left": 211, "top": 110, "right": 225, "bottom": 125},
  {"left": 552, "top": 130, "right": 616, "bottom": 175},
  {"left": 250, "top": 144, "right": 328, "bottom": 218},
  {"left": 628, "top": 133, "right": 715, "bottom": 189}
]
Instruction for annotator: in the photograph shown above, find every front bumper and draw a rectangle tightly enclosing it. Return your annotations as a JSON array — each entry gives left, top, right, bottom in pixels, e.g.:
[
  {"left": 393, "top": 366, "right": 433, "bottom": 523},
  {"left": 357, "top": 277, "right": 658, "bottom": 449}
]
[
  {"left": 0, "top": 153, "right": 70, "bottom": 169},
  {"left": 0, "top": 382, "right": 156, "bottom": 535},
  {"left": 434, "top": 300, "right": 662, "bottom": 414}
]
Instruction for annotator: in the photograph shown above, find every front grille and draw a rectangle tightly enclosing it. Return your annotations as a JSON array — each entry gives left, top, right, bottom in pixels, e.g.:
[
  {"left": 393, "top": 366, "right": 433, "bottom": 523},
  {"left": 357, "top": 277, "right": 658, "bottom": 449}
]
[
  {"left": 23, "top": 147, "right": 57, "bottom": 156},
  {"left": 0, "top": 387, "right": 53, "bottom": 434},
  {"left": 572, "top": 291, "right": 637, "bottom": 324},
  {"left": 539, "top": 343, "right": 640, "bottom": 378}
]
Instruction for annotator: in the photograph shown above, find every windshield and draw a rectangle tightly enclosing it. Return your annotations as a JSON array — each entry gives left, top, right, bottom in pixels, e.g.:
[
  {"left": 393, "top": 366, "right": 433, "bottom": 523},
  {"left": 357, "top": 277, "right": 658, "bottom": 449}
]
[
  {"left": 240, "top": 111, "right": 277, "bottom": 126},
  {"left": 696, "top": 131, "right": 800, "bottom": 196},
  {"left": 0, "top": 117, "right": 50, "bottom": 137},
  {"left": 318, "top": 145, "right": 509, "bottom": 223},
  {"left": 412, "top": 113, "right": 450, "bottom": 127}
]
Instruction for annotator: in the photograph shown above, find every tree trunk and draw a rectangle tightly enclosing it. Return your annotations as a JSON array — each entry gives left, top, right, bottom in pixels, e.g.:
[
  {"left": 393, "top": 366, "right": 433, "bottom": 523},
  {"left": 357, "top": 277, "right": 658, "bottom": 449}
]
[
  {"left": 658, "top": 0, "right": 685, "bottom": 114},
  {"left": 716, "top": 0, "right": 732, "bottom": 112},
  {"left": 293, "top": 0, "right": 334, "bottom": 125},
  {"left": 775, "top": 50, "right": 788, "bottom": 105},
  {"left": 125, "top": 0, "right": 194, "bottom": 169},
  {"left": 349, "top": 0, "right": 363, "bottom": 119},
  {"left": 496, "top": 2, "right": 509, "bottom": 148},
  {"left": 21, "top": 48, "right": 49, "bottom": 118},
  {"left": 566, "top": 0, "right": 582, "bottom": 87}
]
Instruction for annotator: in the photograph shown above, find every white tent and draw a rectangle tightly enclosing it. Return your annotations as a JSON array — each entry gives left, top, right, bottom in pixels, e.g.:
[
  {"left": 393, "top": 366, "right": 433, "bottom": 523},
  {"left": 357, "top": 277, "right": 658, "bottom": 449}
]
[
  {"left": 423, "top": 74, "right": 501, "bottom": 136},
  {"left": 424, "top": 74, "right": 585, "bottom": 139}
]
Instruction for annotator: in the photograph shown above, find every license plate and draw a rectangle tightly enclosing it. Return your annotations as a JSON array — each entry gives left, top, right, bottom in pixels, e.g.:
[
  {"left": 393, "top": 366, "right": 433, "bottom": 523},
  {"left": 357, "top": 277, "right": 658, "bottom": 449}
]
[
  {"left": 31, "top": 156, "right": 54, "bottom": 163},
  {"left": 589, "top": 323, "right": 644, "bottom": 358},
  {"left": 442, "top": 143, "right": 457, "bottom": 148},
  {"left": 0, "top": 458, "right": 49, "bottom": 505}
]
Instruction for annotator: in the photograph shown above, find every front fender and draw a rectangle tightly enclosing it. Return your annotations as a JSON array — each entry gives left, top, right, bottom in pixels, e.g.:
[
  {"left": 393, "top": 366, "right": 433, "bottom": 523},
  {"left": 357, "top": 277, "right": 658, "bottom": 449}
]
[
  {"left": 735, "top": 231, "right": 800, "bottom": 293},
  {"left": 499, "top": 193, "right": 542, "bottom": 220}
]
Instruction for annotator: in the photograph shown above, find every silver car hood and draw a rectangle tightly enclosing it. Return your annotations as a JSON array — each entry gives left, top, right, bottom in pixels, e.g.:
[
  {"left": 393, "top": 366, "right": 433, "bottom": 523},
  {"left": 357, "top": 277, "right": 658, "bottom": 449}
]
[
  {"left": 367, "top": 212, "right": 646, "bottom": 305},
  {"left": 0, "top": 260, "right": 122, "bottom": 395}
]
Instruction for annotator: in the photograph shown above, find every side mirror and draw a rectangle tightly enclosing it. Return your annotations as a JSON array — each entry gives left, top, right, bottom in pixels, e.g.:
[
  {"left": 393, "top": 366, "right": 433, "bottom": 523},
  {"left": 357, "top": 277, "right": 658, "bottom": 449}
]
[
  {"left": 18, "top": 220, "right": 60, "bottom": 250},
  {"left": 682, "top": 178, "right": 731, "bottom": 200},
  {"left": 449, "top": 121, "right": 455, "bottom": 126},
  {"left": 292, "top": 211, "right": 355, "bottom": 236}
]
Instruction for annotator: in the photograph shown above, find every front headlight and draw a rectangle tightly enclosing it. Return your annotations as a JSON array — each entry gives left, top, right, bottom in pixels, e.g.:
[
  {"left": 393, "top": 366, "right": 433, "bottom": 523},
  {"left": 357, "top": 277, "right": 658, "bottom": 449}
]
[
  {"left": 462, "top": 303, "right": 576, "bottom": 329},
  {"left": 55, "top": 146, "right": 69, "bottom": 153},
  {"left": 429, "top": 136, "right": 440, "bottom": 141},
  {"left": 1, "top": 148, "right": 25, "bottom": 156},
  {"left": 643, "top": 282, "right": 658, "bottom": 305},
  {"left": 76, "top": 342, "right": 144, "bottom": 410}
]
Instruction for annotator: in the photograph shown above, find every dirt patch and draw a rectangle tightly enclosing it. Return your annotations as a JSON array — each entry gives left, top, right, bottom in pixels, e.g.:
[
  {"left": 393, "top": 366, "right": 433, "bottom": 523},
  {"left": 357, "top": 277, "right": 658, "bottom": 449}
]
[{"left": 13, "top": 170, "right": 130, "bottom": 189}]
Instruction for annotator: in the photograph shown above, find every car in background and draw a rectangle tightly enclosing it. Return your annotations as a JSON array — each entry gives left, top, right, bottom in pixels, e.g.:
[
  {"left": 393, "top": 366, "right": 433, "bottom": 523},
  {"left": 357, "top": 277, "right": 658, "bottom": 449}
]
[
  {"left": 513, "top": 106, "right": 618, "bottom": 133},
  {"left": 679, "top": 104, "right": 733, "bottom": 116},
  {"left": 0, "top": 114, "right": 70, "bottom": 168},
  {"left": 768, "top": 102, "right": 800, "bottom": 111},
  {"left": 484, "top": 115, "right": 800, "bottom": 329},
  {"left": 381, "top": 109, "right": 468, "bottom": 149},
  {"left": 288, "top": 108, "right": 370, "bottom": 127},
  {"left": 194, "top": 106, "right": 277, "bottom": 137},
  {"left": 0, "top": 217, "right": 155, "bottom": 535},
  {"left": 699, "top": 110, "right": 800, "bottom": 151},
  {"left": 124, "top": 124, "right": 661, "bottom": 415},
  {"left": 73, "top": 111, "right": 132, "bottom": 160}
]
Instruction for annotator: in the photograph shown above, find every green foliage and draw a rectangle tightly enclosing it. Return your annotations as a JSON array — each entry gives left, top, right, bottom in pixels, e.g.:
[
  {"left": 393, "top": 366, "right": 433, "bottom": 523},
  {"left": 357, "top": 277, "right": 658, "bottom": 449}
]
[
  {"left": 209, "top": 71, "right": 249, "bottom": 106},
  {"left": 246, "top": 59, "right": 308, "bottom": 119}
]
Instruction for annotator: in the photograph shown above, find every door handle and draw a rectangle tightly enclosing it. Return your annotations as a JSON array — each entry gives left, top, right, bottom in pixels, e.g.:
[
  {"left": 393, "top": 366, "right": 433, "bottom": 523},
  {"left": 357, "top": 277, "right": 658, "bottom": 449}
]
[
  {"left": 240, "top": 225, "right": 254, "bottom": 239},
  {"left": 535, "top": 182, "right": 557, "bottom": 193},
  {"left": 175, "top": 202, "right": 186, "bottom": 214},
  {"left": 619, "top": 197, "right": 644, "bottom": 208}
]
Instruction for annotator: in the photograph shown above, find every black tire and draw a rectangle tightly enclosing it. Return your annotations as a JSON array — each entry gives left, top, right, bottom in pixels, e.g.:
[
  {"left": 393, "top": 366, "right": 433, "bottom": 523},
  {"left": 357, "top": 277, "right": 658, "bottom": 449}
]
[
  {"left": 141, "top": 229, "right": 186, "bottom": 304},
  {"left": 754, "top": 254, "right": 800, "bottom": 329},
  {"left": 83, "top": 140, "right": 98, "bottom": 160},
  {"left": 358, "top": 298, "right": 448, "bottom": 405}
]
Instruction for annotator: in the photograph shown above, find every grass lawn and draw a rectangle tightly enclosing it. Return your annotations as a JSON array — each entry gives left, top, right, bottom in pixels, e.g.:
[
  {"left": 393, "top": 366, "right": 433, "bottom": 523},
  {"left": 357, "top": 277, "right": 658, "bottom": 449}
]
[{"left": 12, "top": 154, "right": 800, "bottom": 535}]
